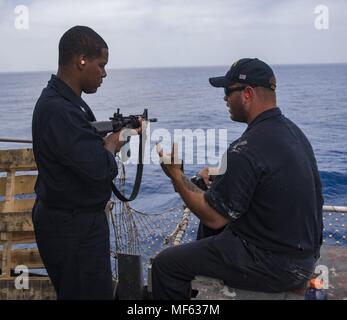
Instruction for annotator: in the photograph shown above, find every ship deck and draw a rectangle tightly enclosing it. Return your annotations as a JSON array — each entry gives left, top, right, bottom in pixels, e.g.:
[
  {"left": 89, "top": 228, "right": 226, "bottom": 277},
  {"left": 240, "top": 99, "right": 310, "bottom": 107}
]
[{"left": 192, "top": 244, "right": 347, "bottom": 300}]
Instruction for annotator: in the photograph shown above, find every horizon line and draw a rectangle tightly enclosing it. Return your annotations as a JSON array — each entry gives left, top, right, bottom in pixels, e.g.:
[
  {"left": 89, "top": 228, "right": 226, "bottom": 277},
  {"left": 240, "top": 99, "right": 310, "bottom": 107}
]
[{"left": 1, "top": 61, "right": 347, "bottom": 75}]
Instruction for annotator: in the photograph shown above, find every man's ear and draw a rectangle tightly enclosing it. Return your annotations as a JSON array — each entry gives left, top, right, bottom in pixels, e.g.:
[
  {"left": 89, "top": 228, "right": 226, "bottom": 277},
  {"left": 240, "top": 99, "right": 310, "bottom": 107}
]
[
  {"left": 244, "top": 86, "right": 253, "bottom": 100},
  {"left": 77, "top": 55, "right": 87, "bottom": 70}
]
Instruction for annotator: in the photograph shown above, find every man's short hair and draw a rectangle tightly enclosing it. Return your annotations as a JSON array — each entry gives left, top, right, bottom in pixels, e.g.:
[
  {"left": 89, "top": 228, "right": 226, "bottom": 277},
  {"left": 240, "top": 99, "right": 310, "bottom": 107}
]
[
  {"left": 254, "top": 85, "right": 276, "bottom": 104},
  {"left": 58, "top": 26, "right": 108, "bottom": 66}
]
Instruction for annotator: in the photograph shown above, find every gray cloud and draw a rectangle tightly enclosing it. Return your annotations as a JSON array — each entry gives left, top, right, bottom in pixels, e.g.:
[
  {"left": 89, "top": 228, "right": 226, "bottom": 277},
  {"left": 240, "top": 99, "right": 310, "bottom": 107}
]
[{"left": 0, "top": 0, "right": 346, "bottom": 72}]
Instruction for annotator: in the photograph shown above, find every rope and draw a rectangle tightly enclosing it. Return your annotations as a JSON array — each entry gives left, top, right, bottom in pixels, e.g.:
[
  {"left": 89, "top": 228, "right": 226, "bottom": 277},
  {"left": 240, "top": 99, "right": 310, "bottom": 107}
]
[{"left": 164, "top": 207, "right": 191, "bottom": 246}]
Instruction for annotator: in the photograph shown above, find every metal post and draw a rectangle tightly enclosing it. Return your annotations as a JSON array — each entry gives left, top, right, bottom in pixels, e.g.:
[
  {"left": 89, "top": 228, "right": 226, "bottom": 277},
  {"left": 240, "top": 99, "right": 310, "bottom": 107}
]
[{"left": 117, "top": 253, "right": 144, "bottom": 300}]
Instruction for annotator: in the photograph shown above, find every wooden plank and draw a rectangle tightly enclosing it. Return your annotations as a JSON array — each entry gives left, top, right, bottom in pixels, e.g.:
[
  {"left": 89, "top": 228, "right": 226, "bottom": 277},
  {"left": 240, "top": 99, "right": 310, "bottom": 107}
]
[
  {"left": 0, "top": 232, "right": 10, "bottom": 241},
  {"left": 0, "top": 211, "right": 34, "bottom": 232},
  {"left": 12, "top": 248, "right": 44, "bottom": 269},
  {"left": 3, "top": 170, "right": 16, "bottom": 211},
  {"left": 14, "top": 175, "right": 37, "bottom": 196},
  {"left": 1, "top": 180, "right": 36, "bottom": 196},
  {"left": 0, "top": 233, "right": 12, "bottom": 278},
  {"left": 0, "top": 248, "right": 44, "bottom": 269},
  {"left": 0, "top": 198, "right": 35, "bottom": 214},
  {"left": 0, "top": 231, "right": 36, "bottom": 244},
  {"left": 0, "top": 149, "right": 36, "bottom": 171},
  {"left": 0, "top": 177, "right": 5, "bottom": 196},
  {"left": 0, "top": 277, "right": 56, "bottom": 300},
  {"left": 11, "top": 231, "right": 36, "bottom": 244}
]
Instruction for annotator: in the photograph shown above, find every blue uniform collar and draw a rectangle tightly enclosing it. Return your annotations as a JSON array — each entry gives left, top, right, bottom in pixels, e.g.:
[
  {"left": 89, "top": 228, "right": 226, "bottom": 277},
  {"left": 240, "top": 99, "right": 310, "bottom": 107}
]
[
  {"left": 246, "top": 107, "right": 282, "bottom": 131},
  {"left": 47, "top": 74, "right": 96, "bottom": 121}
]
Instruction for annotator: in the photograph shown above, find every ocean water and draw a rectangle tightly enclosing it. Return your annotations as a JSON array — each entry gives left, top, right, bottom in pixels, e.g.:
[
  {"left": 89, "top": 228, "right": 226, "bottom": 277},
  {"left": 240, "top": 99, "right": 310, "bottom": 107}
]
[{"left": 0, "top": 64, "right": 346, "bottom": 247}]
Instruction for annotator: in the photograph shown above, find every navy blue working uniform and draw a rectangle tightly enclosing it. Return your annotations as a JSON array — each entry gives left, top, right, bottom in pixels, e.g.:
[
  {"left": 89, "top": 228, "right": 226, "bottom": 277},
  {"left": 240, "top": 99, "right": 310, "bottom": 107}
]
[
  {"left": 32, "top": 75, "right": 117, "bottom": 299},
  {"left": 152, "top": 107, "right": 323, "bottom": 299}
]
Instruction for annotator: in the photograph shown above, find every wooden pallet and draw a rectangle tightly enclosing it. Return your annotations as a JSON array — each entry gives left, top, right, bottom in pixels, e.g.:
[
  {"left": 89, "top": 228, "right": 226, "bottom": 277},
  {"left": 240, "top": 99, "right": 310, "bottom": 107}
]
[{"left": 0, "top": 148, "right": 56, "bottom": 299}]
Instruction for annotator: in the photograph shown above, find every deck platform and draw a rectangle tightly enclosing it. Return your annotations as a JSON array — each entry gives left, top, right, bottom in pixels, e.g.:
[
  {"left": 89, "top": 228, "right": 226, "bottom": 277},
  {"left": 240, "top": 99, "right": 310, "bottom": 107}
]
[
  {"left": 0, "top": 277, "right": 56, "bottom": 300},
  {"left": 192, "top": 245, "right": 347, "bottom": 300}
]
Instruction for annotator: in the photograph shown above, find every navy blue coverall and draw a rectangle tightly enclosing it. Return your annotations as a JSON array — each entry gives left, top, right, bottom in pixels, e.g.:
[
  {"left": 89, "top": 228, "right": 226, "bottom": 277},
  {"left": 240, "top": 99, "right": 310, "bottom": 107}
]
[
  {"left": 152, "top": 108, "right": 323, "bottom": 300},
  {"left": 32, "top": 75, "right": 117, "bottom": 300}
]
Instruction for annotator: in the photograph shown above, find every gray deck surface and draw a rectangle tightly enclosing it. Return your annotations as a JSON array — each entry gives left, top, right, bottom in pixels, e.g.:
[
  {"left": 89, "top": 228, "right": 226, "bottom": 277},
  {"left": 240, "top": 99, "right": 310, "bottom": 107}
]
[{"left": 192, "top": 245, "right": 347, "bottom": 300}]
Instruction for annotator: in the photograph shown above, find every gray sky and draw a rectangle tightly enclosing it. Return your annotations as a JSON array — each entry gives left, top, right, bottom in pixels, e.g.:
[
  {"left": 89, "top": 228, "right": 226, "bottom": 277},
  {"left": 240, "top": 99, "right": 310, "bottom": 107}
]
[{"left": 0, "top": 0, "right": 346, "bottom": 72}]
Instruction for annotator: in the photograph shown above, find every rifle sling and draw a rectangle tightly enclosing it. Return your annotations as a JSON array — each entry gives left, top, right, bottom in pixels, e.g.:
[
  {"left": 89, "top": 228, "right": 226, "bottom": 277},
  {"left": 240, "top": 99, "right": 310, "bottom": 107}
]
[{"left": 111, "top": 133, "right": 144, "bottom": 202}]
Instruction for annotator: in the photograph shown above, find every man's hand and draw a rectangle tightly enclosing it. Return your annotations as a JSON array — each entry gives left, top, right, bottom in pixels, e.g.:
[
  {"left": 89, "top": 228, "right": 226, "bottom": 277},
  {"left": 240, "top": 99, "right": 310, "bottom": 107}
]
[
  {"left": 198, "top": 167, "right": 216, "bottom": 189},
  {"left": 198, "top": 167, "right": 211, "bottom": 188},
  {"left": 103, "top": 117, "right": 146, "bottom": 155},
  {"left": 156, "top": 143, "right": 229, "bottom": 230},
  {"left": 156, "top": 143, "right": 183, "bottom": 181},
  {"left": 133, "top": 117, "right": 146, "bottom": 135},
  {"left": 103, "top": 130, "right": 126, "bottom": 155}
]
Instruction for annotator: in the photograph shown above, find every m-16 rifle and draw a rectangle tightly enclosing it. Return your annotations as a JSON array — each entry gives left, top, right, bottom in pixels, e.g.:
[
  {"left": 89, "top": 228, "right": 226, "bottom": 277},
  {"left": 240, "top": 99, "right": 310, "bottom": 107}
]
[
  {"left": 90, "top": 108, "right": 157, "bottom": 202},
  {"left": 90, "top": 108, "right": 157, "bottom": 136}
]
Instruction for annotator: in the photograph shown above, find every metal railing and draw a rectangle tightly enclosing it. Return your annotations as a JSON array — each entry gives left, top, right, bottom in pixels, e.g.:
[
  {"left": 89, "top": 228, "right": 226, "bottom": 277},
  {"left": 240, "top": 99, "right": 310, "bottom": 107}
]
[{"left": 0, "top": 138, "right": 32, "bottom": 144}]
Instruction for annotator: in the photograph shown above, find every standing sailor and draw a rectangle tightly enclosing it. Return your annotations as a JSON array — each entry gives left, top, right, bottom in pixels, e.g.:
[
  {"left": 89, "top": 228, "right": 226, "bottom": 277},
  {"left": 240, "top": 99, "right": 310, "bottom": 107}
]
[{"left": 32, "top": 26, "right": 140, "bottom": 300}]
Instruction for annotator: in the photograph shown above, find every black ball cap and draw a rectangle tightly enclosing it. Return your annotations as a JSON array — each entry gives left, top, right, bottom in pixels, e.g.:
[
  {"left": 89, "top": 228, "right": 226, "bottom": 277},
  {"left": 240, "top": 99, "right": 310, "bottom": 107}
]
[{"left": 209, "top": 58, "right": 277, "bottom": 91}]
